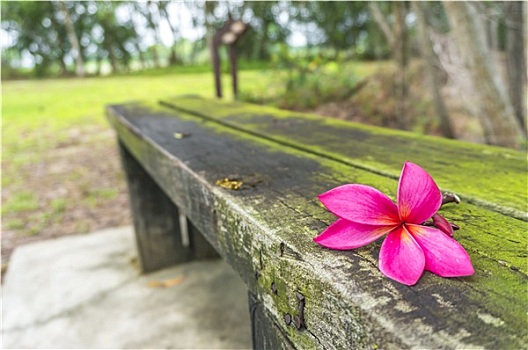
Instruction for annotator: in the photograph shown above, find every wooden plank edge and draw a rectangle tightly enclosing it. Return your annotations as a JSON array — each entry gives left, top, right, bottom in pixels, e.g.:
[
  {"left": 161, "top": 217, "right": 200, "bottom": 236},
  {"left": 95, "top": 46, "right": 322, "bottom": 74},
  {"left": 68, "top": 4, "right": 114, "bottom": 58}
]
[
  {"left": 160, "top": 98, "right": 527, "bottom": 222},
  {"left": 106, "top": 104, "right": 527, "bottom": 349}
]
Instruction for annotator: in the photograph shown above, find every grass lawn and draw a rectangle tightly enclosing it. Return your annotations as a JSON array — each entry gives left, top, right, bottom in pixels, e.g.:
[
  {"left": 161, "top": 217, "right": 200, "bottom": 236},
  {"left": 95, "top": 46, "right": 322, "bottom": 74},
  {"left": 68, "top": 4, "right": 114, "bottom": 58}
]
[
  {"left": 1, "top": 70, "right": 248, "bottom": 263},
  {"left": 1, "top": 62, "right": 382, "bottom": 267},
  {"left": 2, "top": 60, "right": 380, "bottom": 156}
]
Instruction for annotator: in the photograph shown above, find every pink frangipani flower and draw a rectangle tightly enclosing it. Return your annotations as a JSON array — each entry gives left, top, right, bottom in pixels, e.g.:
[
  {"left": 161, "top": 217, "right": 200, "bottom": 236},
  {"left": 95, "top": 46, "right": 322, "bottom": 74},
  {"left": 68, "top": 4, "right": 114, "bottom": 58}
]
[{"left": 314, "top": 161, "right": 474, "bottom": 286}]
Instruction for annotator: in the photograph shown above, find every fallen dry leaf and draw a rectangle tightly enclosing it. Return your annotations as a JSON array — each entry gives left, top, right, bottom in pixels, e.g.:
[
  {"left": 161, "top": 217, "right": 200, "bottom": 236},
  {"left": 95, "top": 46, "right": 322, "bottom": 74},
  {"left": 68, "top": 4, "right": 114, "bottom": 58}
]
[{"left": 147, "top": 276, "right": 185, "bottom": 288}]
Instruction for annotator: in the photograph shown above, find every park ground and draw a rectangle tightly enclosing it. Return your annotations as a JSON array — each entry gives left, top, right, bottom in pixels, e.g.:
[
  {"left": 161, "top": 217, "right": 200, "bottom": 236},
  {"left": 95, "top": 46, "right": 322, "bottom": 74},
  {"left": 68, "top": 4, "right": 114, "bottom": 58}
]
[{"left": 1, "top": 62, "right": 482, "bottom": 273}]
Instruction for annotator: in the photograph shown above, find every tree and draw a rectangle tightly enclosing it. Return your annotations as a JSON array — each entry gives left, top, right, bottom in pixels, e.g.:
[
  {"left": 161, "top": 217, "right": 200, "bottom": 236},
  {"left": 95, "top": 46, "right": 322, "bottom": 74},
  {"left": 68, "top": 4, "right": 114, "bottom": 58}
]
[
  {"left": 2, "top": 1, "right": 66, "bottom": 76},
  {"left": 58, "top": 1, "right": 85, "bottom": 77},
  {"left": 443, "top": 1, "right": 524, "bottom": 148},
  {"left": 94, "top": 2, "right": 136, "bottom": 73},
  {"left": 157, "top": 1, "right": 180, "bottom": 65},
  {"left": 392, "top": 2, "right": 409, "bottom": 130},
  {"left": 249, "top": 2, "right": 277, "bottom": 60},
  {"left": 368, "top": 2, "right": 393, "bottom": 47},
  {"left": 133, "top": 1, "right": 163, "bottom": 68},
  {"left": 291, "top": 2, "right": 372, "bottom": 58},
  {"left": 413, "top": 2, "right": 454, "bottom": 138},
  {"left": 368, "top": 1, "right": 409, "bottom": 130},
  {"left": 504, "top": 1, "right": 527, "bottom": 133}
]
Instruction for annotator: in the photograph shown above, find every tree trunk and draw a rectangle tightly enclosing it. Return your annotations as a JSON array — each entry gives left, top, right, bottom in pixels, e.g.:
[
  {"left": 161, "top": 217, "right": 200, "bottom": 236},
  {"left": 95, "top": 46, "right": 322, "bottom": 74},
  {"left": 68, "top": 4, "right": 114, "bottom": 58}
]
[
  {"left": 105, "top": 45, "right": 118, "bottom": 73},
  {"left": 57, "top": 56, "right": 68, "bottom": 75},
  {"left": 159, "top": 2, "right": 180, "bottom": 65},
  {"left": 144, "top": 2, "right": 162, "bottom": 68},
  {"left": 393, "top": 2, "right": 409, "bottom": 130},
  {"left": 138, "top": 48, "right": 148, "bottom": 69},
  {"left": 505, "top": 1, "right": 527, "bottom": 134},
  {"left": 47, "top": 11, "right": 70, "bottom": 75},
  {"left": 484, "top": 12, "right": 499, "bottom": 52},
  {"left": 95, "top": 55, "right": 102, "bottom": 76},
  {"left": 414, "top": 2, "right": 455, "bottom": 138},
  {"left": 204, "top": 1, "right": 217, "bottom": 64},
  {"left": 443, "top": 1, "right": 523, "bottom": 148},
  {"left": 368, "top": 2, "right": 394, "bottom": 47},
  {"left": 368, "top": 1, "right": 409, "bottom": 130},
  {"left": 59, "top": 1, "right": 85, "bottom": 77},
  {"left": 258, "top": 20, "right": 271, "bottom": 60}
]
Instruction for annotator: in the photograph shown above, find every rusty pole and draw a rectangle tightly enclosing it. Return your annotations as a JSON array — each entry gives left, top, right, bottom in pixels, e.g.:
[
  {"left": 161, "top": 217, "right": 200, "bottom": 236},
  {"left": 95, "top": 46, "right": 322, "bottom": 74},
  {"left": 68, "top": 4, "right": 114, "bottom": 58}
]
[
  {"left": 229, "top": 44, "right": 238, "bottom": 99},
  {"left": 212, "top": 38, "right": 222, "bottom": 98}
]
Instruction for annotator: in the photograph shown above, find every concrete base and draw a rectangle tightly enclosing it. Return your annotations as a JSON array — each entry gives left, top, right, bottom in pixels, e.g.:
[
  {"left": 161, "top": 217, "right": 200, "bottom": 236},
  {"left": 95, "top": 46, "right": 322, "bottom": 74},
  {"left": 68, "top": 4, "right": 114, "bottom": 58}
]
[{"left": 2, "top": 226, "right": 252, "bottom": 349}]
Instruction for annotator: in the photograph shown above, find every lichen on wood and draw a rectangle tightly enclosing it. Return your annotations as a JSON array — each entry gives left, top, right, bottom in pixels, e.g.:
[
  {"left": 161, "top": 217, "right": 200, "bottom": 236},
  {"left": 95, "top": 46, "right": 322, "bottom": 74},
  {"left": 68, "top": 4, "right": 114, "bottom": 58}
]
[
  {"left": 107, "top": 101, "right": 527, "bottom": 349},
  {"left": 162, "top": 96, "right": 527, "bottom": 219}
]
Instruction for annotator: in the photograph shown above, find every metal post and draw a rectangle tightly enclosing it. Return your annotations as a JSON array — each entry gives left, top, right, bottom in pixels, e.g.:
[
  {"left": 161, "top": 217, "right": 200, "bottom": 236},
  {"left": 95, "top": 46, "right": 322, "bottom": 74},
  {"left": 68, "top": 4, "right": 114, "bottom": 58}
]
[
  {"left": 212, "top": 39, "right": 222, "bottom": 98},
  {"left": 211, "top": 19, "right": 248, "bottom": 100},
  {"left": 229, "top": 44, "right": 238, "bottom": 99}
]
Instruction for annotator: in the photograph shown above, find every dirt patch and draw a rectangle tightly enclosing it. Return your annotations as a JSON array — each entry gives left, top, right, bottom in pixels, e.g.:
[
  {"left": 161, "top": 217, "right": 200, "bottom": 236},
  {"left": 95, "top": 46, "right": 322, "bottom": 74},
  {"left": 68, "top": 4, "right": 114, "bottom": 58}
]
[{"left": 2, "top": 126, "right": 131, "bottom": 273}]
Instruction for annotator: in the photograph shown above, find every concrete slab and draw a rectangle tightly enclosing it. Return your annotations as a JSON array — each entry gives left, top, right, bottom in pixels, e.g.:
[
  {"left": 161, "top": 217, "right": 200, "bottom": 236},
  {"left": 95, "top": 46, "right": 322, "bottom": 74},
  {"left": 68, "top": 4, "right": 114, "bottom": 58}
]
[{"left": 2, "top": 226, "right": 252, "bottom": 349}]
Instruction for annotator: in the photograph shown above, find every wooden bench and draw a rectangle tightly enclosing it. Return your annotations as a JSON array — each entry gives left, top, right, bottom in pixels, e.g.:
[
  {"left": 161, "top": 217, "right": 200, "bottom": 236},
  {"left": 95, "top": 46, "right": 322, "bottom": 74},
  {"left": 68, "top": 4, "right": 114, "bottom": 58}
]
[{"left": 107, "top": 96, "right": 527, "bottom": 349}]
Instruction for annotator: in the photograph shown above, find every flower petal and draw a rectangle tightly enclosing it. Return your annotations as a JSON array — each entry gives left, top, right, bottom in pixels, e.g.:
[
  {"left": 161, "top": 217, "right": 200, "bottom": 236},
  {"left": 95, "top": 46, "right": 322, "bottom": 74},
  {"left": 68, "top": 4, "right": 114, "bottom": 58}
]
[
  {"left": 407, "top": 224, "right": 474, "bottom": 277},
  {"left": 397, "top": 161, "right": 442, "bottom": 224},
  {"left": 379, "top": 226, "right": 425, "bottom": 286},
  {"left": 319, "top": 184, "right": 399, "bottom": 225},
  {"left": 314, "top": 218, "right": 396, "bottom": 250},
  {"left": 432, "top": 213, "right": 454, "bottom": 237}
]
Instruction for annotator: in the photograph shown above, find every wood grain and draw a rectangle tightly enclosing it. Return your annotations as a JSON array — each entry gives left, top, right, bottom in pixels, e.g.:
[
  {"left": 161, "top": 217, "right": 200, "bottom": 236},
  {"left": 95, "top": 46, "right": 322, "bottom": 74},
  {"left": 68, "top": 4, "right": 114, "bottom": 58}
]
[
  {"left": 107, "top": 101, "right": 527, "bottom": 349},
  {"left": 161, "top": 96, "right": 527, "bottom": 220}
]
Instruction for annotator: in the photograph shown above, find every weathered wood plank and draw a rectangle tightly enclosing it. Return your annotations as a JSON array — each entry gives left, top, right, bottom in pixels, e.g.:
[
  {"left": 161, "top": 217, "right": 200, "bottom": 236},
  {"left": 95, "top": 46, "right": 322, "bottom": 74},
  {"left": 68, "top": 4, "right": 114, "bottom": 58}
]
[
  {"left": 107, "top": 102, "right": 527, "bottom": 349},
  {"left": 249, "top": 291, "right": 296, "bottom": 350},
  {"left": 161, "top": 96, "right": 527, "bottom": 220},
  {"left": 118, "top": 138, "right": 218, "bottom": 272}
]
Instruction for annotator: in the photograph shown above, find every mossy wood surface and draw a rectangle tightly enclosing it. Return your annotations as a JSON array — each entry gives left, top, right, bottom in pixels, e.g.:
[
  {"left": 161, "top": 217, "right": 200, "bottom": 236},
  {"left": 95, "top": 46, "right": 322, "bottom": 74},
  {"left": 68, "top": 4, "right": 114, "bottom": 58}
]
[
  {"left": 161, "top": 96, "right": 527, "bottom": 220},
  {"left": 107, "top": 102, "right": 527, "bottom": 349}
]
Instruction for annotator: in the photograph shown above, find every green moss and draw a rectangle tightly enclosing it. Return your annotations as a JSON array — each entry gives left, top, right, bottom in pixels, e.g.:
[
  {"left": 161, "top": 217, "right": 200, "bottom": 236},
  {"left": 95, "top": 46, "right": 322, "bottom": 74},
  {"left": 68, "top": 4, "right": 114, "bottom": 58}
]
[
  {"left": 163, "top": 96, "right": 527, "bottom": 219},
  {"left": 135, "top": 101, "right": 526, "bottom": 276},
  {"left": 212, "top": 196, "right": 327, "bottom": 348},
  {"left": 115, "top": 101, "right": 526, "bottom": 348}
]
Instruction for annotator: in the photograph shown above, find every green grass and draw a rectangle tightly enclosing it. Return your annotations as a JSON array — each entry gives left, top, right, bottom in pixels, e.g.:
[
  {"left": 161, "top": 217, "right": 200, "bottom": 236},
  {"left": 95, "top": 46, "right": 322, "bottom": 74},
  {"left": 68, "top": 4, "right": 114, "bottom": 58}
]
[
  {"left": 3, "top": 72, "right": 232, "bottom": 143},
  {"left": 239, "top": 60, "right": 388, "bottom": 109},
  {"left": 3, "top": 71, "right": 248, "bottom": 122},
  {"left": 0, "top": 62, "right": 389, "bottom": 248},
  {"left": 4, "top": 218, "right": 25, "bottom": 230},
  {"left": 2, "top": 62, "right": 382, "bottom": 189},
  {"left": 1, "top": 70, "right": 265, "bottom": 186},
  {"left": 2, "top": 61, "right": 381, "bottom": 143},
  {"left": 83, "top": 188, "right": 120, "bottom": 208},
  {"left": 2, "top": 191, "right": 39, "bottom": 215},
  {"left": 1, "top": 67, "right": 279, "bottom": 231}
]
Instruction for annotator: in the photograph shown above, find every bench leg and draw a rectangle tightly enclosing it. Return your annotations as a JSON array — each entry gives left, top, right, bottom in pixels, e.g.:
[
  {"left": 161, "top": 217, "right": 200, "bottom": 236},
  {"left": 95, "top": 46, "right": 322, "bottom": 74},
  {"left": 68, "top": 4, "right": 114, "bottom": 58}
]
[
  {"left": 119, "top": 141, "right": 218, "bottom": 273},
  {"left": 248, "top": 292, "right": 295, "bottom": 350}
]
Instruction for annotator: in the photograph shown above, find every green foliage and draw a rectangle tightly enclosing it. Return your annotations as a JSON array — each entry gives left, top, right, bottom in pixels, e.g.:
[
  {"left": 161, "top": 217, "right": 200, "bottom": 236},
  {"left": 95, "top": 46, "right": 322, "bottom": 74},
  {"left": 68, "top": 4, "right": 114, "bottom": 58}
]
[
  {"left": 349, "top": 61, "right": 438, "bottom": 133},
  {"left": 239, "top": 48, "right": 359, "bottom": 109},
  {"left": 291, "top": 2, "right": 368, "bottom": 49},
  {"left": 2, "top": 191, "right": 39, "bottom": 215},
  {"left": 1, "top": 1, "right": 66, "bottom": 77},
  {"left": 2, "top": 1, "right": 393, "bottom": 78}
]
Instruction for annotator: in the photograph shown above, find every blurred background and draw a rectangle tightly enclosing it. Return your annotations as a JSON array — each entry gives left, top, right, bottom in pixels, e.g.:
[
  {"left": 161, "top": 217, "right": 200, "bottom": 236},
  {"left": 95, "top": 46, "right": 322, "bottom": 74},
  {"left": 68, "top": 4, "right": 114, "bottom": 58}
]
[{"left": 1, "top": 1, "right": 526, "bottom": 271}]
